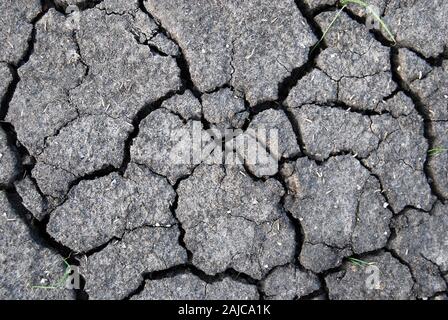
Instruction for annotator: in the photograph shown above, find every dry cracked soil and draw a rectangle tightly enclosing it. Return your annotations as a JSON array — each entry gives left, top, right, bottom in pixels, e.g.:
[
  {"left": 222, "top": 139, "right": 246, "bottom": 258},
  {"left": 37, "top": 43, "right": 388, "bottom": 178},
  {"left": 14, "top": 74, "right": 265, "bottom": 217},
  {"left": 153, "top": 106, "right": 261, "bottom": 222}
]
[{"left": 0, "top": 0, "right": 447, "bottom": 301}]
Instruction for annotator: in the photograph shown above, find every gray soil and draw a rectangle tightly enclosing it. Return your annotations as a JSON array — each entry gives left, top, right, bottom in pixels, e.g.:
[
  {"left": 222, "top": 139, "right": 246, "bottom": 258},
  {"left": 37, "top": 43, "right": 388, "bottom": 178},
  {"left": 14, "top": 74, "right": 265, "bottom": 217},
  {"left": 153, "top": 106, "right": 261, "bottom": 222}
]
[{"left": 0, "top": 0, "right": 447, "bottom": 300}]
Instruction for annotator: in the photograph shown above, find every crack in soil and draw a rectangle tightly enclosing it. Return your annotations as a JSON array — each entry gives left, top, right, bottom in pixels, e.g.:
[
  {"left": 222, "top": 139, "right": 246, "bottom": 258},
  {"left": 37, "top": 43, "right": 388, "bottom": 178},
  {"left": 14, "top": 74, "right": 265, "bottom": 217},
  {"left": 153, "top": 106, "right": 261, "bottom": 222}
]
[
  {"left": 389, "top": 48, "right": 446, "bottom": 202},
  {"left": 123, "top": 263, "right": 263, "bottom": 300},
  {"left": 2, "top": 0, "right": 446, "bottom": 300}
]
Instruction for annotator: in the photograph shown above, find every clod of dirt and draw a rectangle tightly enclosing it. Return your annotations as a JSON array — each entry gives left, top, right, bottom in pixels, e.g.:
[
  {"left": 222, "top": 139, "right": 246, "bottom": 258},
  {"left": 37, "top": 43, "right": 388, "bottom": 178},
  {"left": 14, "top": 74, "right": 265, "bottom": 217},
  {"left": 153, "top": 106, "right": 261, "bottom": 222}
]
[
  {"left": 428, "top": 123, "right": 448, "bottom": 200},
  {"left": 0, "top": 63, "right": 13, "bottom": 103},
  {"left": 176, "top": 164, "right": 295, "bottom": 279},
  {"left": 160, "top": 90, "right": 202, "bottom": 121},
  {"left": 144, "top": 0, "right": 316, "bottom": 105},
  {"left": 286, "top": 69, "right": 338, "bottom": 108},
  {"left": 7, "top": 6, "right": 182, "bottom": 203},
  {"left": 0, "top": 191, "right": 74, "bottom": 300},
  {"left": 292, "top": 104, "right": 381, "bottom": 161},
  {"left": 363, "top": 112, "right": 436, "bottom": 212},
  {"left": 245, "top": 109, "right": 300, "bottom": 177},
  {"left": 315, "top": 11, "right": 395, "bottom": 111},
  {"left": 81, "top": 226, "right": 187, "bottom": 300},
  {"left": 202, "top": 88, "right": 248, "bottom": 130},
  {"left": 32, "top": 115, "right": 133, "bottom": 199},
  {"left": 285, "top": 156, "right": 392, "bottom": 273},
  {"left": 0, "top": 128, "right": 20, "bottom": 187},
  {"left": 131, "top": 109, "right": 200, "bottom": 185},
  {"left": 383, "top": 0, "right": 448, "bottom": 58},
  {"left": 261, "top": 264, "right": 321, "bottom": 300},
  {"left": 70, "top": 8, "right": 181, "bottom": 120},
  {"left": 325, "top": 252, "right": 414, "bottom": 300},
  {"left": 389, "top": 203, "right": 448, "bottom": 298},
  {"left": 132, "top": 273, "right": 259, "bottom": 300},
  {"left": 410, "top": 61, "right": 448, "bottom": 122},
  {"left": 0, "top": 0, "right": 41, "bottom": 65},
  {"left": 397, "top": 48, "right": 432, "bottom": 84},
  {"left": 15, "top": 176, "right": 48, "bottom": 221},
  {"left": 7, "top": 10, "right": 86, "bottom": 155},
  {"left": 47, "top": 163, "right": 176, "bottom": 252}
]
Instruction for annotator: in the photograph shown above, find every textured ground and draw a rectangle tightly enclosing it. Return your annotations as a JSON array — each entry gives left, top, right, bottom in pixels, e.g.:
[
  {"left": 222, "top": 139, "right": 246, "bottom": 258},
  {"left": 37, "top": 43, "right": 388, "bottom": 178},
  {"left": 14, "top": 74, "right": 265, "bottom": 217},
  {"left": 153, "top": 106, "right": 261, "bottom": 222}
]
[{"left": 0, "top": 0, "right": 447, "bottom": 300}]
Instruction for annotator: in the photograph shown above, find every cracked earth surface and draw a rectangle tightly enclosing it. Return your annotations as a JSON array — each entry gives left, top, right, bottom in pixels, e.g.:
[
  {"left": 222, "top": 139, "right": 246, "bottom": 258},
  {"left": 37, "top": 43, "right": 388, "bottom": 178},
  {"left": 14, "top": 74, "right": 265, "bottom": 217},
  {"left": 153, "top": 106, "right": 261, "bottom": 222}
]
[{"left": 0, "top": 0, "right": 447, "bottom": 300}]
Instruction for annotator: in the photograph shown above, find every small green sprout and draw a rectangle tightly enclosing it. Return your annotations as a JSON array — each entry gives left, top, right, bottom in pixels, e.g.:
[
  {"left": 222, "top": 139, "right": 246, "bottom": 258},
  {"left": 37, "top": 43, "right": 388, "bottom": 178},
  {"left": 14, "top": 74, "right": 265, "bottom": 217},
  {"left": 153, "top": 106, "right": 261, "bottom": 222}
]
[
  {"left": 347, "top": 257, "right": 375, "bottom": 267},
  {"left": 31, "top": 259, "right": 72, "bottom": 290},
  {"left": 428, "top": 147, "right": 448, "bottom": 157},
  {"left": 312, "top": 0, "right": 396, "bottom": 52}
]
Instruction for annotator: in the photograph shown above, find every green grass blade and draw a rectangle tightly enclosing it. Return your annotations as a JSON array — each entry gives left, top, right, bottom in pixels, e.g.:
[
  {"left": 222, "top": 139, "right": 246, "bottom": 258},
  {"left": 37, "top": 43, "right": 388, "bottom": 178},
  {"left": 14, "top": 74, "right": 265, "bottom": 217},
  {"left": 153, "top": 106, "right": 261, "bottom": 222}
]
[
  {"left": 31, "top": 285, "right": 59, "bottom": 290},
  {"left": 31, "top": 259, "right": 72, "bottom": 290},
  {"left": 311, "top": 5, "right": 347, "bottom": 53},
  {"left": 348, "top": 257, "right": 374, "bottom": 266},
  {"left": 350, "top": 260, "right": 362, "bottom": 267},
  {"left": 63, "top": 258, "right": 70, "bottom": 268},
  {"left": 366, "top": 6, "right": 396, "bottom": 43},
  {"left": 341, "top": 0, "right": 396, "bottom": 44},
  {"left": 429, "top": 147, "right": 448, "bottom": 157},
  {"left": 341, "top": 0, "right": 366, "bottom": 6}
]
